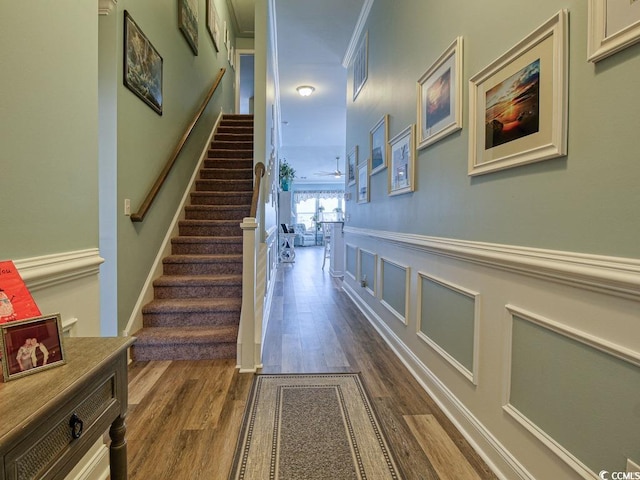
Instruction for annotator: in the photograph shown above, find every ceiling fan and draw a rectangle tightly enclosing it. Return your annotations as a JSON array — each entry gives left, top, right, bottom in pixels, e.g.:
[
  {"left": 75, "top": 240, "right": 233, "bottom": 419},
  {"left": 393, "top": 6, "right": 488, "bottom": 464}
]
[{"left": 314, "top": 156, "right": 343, "bottom": 178}]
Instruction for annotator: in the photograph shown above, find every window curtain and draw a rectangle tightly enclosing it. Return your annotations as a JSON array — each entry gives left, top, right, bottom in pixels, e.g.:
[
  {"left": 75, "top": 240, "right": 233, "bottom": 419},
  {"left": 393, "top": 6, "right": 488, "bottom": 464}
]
[{"left": 294, "top": 190, "right": 343, "bottom": 202}]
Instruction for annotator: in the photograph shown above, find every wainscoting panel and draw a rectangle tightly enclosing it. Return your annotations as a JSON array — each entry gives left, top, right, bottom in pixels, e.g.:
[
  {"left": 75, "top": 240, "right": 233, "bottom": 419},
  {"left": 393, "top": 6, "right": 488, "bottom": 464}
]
[
  {"left": 358, "top": 248, "right": 377, "bottom": 297},
  {"left": 342, "top": 226, "right": 640, "bottom": 480},
  {"left": 505, "top": 307, "right": 640, "bottom": 477},
  {"left": 380, "top": 257, "right": 409, "bottom": 325},
  {"left": 346, "top": 243, "right": 357, "bottom": 280},
  {"left": 417, "top": 273, "right": 479, "bottom": 384}
]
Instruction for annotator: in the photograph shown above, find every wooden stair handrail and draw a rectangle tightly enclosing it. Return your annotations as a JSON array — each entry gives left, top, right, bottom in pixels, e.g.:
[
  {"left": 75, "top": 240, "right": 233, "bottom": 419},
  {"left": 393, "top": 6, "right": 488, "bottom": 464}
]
[
  {"left": 250, "top": 162, "right": 266, "bottom": 218},
  {"left": 131, "top": 68, "right": 226, "bottom": 222}
]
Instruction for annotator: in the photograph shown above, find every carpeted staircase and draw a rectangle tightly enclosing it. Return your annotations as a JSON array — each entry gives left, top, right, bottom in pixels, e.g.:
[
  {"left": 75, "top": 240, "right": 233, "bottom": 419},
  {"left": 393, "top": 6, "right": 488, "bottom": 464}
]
[{"left": 131, "top": 114, "right": 254, "bottom": 361}]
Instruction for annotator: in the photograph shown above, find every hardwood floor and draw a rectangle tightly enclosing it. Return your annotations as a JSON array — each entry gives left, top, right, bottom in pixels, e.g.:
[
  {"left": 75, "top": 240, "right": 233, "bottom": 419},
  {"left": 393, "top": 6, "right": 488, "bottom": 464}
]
[{"left": 125, "top": 246, "right": 498, "bottom": 479}]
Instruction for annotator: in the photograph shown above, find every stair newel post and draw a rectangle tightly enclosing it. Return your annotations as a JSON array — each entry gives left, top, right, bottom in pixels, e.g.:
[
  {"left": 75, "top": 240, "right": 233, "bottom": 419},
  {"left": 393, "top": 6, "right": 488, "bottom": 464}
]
[{"left": 239, "top": 216, "right": 259, "bottom": 371}]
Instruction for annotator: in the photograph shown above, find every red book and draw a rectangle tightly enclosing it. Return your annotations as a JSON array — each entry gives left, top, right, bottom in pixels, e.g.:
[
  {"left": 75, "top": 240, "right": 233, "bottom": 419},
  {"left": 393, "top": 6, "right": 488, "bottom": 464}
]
[{"left": 0, "top": 261, "right": 41, "bottom": 324}]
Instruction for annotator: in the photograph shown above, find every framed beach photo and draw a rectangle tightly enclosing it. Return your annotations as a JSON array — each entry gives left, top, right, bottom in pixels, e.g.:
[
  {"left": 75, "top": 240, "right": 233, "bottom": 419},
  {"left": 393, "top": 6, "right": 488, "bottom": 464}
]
[
  {"left": 1, "top": 314, "right": 66, "bottom": 381},
  {"left": 369, "top": 114, "right": 389, "bottom": 175},
  {"left": 179, "top": 0, "right": 199, "bottom": 55},
  {"left": 588, "top": 0, "right": 640, "bottom": 62},
  {"left": 206, "top": 0, "right": 221, "bottom": 52},
  {"left": 468, "top": 10, "right": 568, "bottom": 176},
  {"left": 388, "top": 125, "right": 416, "bottom": 196},
  {"left": 417, "top": 37, "right": 463, "bottom": 150},
  {"left": 123, "top": 11, "right": 163, "bottom": 115},
  {"left": 357, "top": 162, "right": 369, "bottom": 204},
  {"left": 347, "top": 145, "right": 358, "bottom": 186}
]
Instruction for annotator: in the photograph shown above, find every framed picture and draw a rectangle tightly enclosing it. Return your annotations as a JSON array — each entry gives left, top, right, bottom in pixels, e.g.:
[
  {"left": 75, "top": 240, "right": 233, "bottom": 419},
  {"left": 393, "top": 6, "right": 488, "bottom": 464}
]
[
  {"left": 123, "top": 11, "right": 163, "bottom": 116},
  {"left": 369, "top": 114, "right": 389, "bottom": 175},
  {"left": 206, "top": 0, "right": 221, "bottom": 52},
  {"left": 224, "top": 21, "right": 229, "bottom": 49},
  {"left": 346, "top": 145, "right": 358, "bottom": 186},
  {"left": 417, "top": 37, "right": 463, "bottom": 150},
  {"left": 357, "top": 162, "right": 369, "bottom": 204},
  {"left": 353, "top": 31, "right": 368, "bottom": 101},
  {"left": 1, "top": 313, "right": 66, "bottom": 381},
  {"left": 388, "top": 124, "right": 416, "bottom": 196},
  {"left": 179, "top": 0, "right": 199, "bottom": 55},
  {"left": 588, "top": 0, "right": 640, "bottom": 62},
  {"left": 468, "top": 10, "right": 568, "bottom": 176}
]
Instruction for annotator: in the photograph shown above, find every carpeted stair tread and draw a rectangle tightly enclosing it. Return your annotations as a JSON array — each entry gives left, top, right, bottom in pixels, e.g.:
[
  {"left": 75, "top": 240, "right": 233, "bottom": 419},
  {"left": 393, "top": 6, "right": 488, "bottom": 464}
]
[
  {"left": 142, "top": 297, "right": 242, "bottom": 313},
  {"left": 132, "top": 326, "right": 239, "bottom": 345},
  {"left": 190, "top": 191, "right": 253, "bottom": 205},
  {"left": 153, "top": 274, "right": 242, "bottom": 287},
  {"left": 178, "top": 219, "right": 243, "bottom": 226},
  {"left": 171, "top": 235, "right": 243, "bottom": 244},
  {"left": 163, "top": 254, "right": 242, "bottom": 264}
]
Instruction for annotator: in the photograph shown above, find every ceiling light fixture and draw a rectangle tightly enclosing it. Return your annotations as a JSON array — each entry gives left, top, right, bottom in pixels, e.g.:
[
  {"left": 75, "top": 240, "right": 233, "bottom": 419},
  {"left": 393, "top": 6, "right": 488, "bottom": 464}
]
[{"left": 296, "top": 85, "right": 315, "bottom": 97}]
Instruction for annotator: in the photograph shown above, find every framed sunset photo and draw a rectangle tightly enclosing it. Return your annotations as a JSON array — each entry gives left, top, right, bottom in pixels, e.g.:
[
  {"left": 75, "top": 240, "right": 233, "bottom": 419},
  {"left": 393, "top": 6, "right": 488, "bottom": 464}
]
[
  {"left": 417, "top": 37, "right": 463, "bottom": 149},
  {"left": 468, "top": 10, "right": 568, "bottom": 176}
]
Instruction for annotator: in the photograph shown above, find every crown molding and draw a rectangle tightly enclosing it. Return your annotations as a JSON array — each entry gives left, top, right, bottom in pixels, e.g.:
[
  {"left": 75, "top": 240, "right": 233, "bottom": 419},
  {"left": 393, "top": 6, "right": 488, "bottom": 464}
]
[
  {"left": 343, "top": 0, "right": 374, "bottom": 67},
  {"left": 98, "top": 0, "right": 117, "bottom": 16}
]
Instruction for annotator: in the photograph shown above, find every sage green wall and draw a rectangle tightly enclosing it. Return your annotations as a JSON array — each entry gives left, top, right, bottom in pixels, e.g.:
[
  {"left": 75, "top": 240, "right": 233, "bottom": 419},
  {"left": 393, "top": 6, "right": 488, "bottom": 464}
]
[
  {"left": 346, "top": 0, "right": 640, "bottom": 259},
  {"left": 0, "top": 2, "right": 98, "bottom": 259},
  {"left": 115, "top": 0, "right": 237, "bottom": 333},
  {"left": 419, "top": 276, "right": 475, "bottom": 372}
]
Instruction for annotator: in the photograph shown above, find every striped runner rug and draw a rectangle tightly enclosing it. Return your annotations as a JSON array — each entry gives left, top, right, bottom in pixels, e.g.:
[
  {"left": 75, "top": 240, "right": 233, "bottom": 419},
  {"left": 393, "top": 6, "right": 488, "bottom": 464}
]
[{"left": 229, "top": 373, "right": 402, "bottom": 480}]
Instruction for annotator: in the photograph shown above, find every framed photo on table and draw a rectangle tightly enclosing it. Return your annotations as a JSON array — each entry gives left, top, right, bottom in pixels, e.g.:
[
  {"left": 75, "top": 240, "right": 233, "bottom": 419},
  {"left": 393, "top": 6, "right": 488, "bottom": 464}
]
[
  {"left": 417, "top": 37, "right": 463, "bottom": 149},
  {"left": 468, "top": 10, "right": 568, "bottom": 176},
  {"left": 388, "top": 124, "right": 416, "bottom": 196},
  {"left": 588, "top": 0, "right": 640, "bottom": 62},
  {"left": 357, "top": 162, "right": 369, "bottom": 204},
  {"left": 369, "top": 114, "right": 389, "bottom": 175},
  {"left": 1, "top": 313, "right": 66, "bottom": 381}
]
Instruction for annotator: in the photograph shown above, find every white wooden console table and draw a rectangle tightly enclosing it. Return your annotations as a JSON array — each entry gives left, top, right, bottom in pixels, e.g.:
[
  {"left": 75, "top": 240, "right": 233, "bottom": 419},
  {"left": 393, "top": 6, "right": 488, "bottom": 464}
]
[{"left": 0, "top": 336, "right": 135, "bottom": 480}]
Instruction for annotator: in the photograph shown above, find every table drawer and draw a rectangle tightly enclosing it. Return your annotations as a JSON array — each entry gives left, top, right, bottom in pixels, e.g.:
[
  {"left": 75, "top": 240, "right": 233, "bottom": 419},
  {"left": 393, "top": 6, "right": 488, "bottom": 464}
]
[{"left": 5, "top": 374, "right": 118, "bottom": 480}]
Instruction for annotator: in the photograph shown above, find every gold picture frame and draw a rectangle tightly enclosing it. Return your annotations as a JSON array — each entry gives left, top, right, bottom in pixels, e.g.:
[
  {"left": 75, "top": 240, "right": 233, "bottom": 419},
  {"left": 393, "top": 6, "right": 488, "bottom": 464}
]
[
  {"left": 468, "top": 10, "right": 568, "bottom": 176},
  {"left": 369, "top": 114, "right": 389, "bottom": 175}
]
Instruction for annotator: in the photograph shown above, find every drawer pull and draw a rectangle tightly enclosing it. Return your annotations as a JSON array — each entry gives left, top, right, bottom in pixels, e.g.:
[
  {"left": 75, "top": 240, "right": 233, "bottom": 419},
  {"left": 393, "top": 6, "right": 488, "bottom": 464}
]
[{"left": 69, "top": 413, "right": 84, "bottom": 439}]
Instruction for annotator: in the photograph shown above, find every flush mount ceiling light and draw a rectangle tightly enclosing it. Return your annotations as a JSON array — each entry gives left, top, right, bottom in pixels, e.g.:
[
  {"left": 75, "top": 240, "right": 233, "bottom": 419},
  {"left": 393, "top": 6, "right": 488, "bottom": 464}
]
[{"left": 296, "top": 85, "right": 315, "bottom": 97}]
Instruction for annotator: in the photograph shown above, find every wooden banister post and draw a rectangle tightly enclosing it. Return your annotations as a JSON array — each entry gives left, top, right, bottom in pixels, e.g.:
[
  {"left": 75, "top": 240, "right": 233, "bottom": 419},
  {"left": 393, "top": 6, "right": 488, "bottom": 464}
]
[{"left": 239, "top": 217, "right": 258, "bottom": 372}]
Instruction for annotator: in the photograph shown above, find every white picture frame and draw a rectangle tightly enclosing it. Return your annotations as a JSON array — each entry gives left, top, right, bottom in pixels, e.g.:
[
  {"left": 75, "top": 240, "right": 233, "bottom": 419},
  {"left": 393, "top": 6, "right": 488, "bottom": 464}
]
[
  {"left": 468, "top": 10, "right": 568, "bottom": 176},
  {"left": 388, "top": 124, "right": 416, "bottom": 196},
  {"left": 357, "top": 162, "right": 369, "bottom": 204},
  {"left": 417, "top": 37, "right": 463, "bottom": 150},
  {"left": 588, "top": 0, "right": 640, "bottom": 62}
]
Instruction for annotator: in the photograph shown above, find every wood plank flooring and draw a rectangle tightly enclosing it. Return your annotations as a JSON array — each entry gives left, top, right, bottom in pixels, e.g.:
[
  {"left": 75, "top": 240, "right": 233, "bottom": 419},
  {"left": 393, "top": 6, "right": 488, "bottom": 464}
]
[{"left": 125, "top": 246, "right": 498, "bottom": 479}]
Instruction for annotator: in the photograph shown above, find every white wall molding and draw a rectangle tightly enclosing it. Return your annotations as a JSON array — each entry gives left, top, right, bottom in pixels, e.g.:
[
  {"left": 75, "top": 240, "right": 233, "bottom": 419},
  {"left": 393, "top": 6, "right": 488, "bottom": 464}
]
[
  {"left": 342, "top": 282, "right": 534, "bottom": 480},
  {"left": 345, "top": 226, "right": 640, "bottom": 300},
  {"left": 15, "top": 249, "right": 104, "bottom": 292},
  {"left": 98, "top": 0, "right": 117, "bottom": 16}
]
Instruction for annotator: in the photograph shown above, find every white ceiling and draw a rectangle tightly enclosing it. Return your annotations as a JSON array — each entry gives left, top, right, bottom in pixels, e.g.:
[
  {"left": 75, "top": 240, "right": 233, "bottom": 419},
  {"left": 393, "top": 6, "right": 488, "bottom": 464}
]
[{"left": 230, "top": 0, "right": 365, "bottom": 185}]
